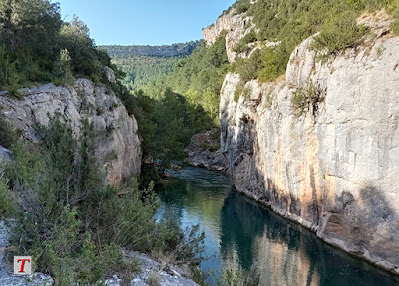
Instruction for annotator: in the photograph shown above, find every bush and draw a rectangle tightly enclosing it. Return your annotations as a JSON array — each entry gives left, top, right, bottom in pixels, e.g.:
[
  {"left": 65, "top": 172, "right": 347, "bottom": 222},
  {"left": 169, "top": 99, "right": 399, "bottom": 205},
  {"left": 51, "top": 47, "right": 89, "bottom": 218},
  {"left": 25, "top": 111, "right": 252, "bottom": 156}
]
[
  {"left": 234, "top": 81, "right": 245, "bottom": 102},
  {"left": 233, "top": 50, "right": 262, "bottom": 81},
  {"left": 234, "top": 0, "right": 251, "bottom": 14},
  {"left": 0, "top": 179, "right": 12, "bottom": 218},
  {"left": 147, "top": 271, "right": 161, "bottom": 286},
  {"left": 391, "top": 6, "right": 399, "bottom": 34},
  {"left": 258, "top": 43, "right": 290, "bottom": 82},
  {"left": 291, "top": 81, "right": 325, "bottom": 117},
  {"left": 234, "top": 31, "right": 257, "bottom": 53},
  {"left": 312, "top": 11, "right": 368, "bottom": 56},
  {"left": 0, "top": 110, "right": 16, "bottom": 149},
  {"left": 4, "top": 114, "right": 205, "bottom": 284}
]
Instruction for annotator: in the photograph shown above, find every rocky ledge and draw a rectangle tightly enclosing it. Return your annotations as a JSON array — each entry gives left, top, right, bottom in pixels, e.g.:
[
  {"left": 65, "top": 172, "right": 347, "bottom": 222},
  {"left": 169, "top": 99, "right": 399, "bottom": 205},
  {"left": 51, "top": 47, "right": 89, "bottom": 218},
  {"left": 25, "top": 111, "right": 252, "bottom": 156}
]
[
  {"left": 0, "top": 79, "right": 142, "bottom": 185},
  {"left": 185, "top": 128, "right": 229, "bottom": 173}
]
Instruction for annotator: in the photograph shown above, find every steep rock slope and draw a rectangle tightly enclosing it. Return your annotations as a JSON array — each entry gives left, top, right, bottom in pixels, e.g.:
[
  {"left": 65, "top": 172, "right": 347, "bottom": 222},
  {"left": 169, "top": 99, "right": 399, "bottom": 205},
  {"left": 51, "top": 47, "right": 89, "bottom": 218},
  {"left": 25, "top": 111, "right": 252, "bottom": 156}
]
[
  {"left": 209, "top": 9, "right": 399, "bottom": 274},
  {"left": 0, "top": 79, "right": 142, "bottom": 185},
  {"left": 203, "top": 8, "right": 253, "bottom": 62}
]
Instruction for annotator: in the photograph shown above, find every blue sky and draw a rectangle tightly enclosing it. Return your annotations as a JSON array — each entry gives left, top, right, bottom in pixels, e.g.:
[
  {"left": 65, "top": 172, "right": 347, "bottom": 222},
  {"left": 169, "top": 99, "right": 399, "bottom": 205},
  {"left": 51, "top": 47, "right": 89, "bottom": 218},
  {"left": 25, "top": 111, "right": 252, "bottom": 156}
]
[{"left": 57, "top": 0, "right": 236, "bottom": 46}]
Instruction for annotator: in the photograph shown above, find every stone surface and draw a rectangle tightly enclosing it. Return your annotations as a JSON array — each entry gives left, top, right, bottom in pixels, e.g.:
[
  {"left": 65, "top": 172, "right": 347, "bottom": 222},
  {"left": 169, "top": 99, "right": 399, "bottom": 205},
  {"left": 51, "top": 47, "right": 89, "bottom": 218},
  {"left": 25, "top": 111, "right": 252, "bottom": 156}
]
[
  {"left": 105, "top": 252, "right": 199, "bottom": 286},
  {"left": 219, "top": 27, "right": 399, "bottom": 274},
  {"left": 185, "top": 128, "right": 229, "bottom": 172},
  {"left": 105, "top": 66, "right": 117, "bottom": 84},
  {"left": 0, "top": 79, "right": 142, "bottom": 185},
  {"left": 0, "top": 146, "right": 12, "bottom": 163},
  {"left": 202, "top": 8, "right": 255, "bottom": 62}
]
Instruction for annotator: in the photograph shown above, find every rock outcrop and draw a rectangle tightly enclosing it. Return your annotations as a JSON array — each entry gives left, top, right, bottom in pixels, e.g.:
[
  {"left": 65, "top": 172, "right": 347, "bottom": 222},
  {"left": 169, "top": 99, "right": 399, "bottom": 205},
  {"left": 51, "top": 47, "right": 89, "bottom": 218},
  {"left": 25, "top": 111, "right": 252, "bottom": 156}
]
[
  {"left": 203, "top": 8, "right": 254, "bottom": 62},
  {"left": 0, "top": 79, "right": 142, "bottom": 185},
  {"left": 185, "top": 128, "right": 229, "bottom": 172},
  {"left": 0, "top": 146, "right": 11, "bottom": 163},
  {"left": 218, "top": 14, "right": 399, "bottom": 274}
]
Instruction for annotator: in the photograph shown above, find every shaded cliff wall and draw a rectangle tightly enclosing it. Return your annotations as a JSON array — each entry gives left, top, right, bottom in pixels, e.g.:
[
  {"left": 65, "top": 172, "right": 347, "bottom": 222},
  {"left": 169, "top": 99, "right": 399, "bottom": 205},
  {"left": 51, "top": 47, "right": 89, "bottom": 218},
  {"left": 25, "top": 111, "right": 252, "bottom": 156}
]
[
  {"left": 0, "top": 79, "right": 142, "bottom": 185},
  {"left": 209, "top": 10, "right": 399, "bottom": 274}
]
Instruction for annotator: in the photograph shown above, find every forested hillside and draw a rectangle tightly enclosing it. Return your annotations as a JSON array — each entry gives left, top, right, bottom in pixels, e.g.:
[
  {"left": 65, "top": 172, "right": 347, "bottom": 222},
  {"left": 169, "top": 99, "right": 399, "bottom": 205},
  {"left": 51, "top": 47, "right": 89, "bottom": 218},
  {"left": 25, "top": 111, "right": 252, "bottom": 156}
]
[
  {"left": 106, "top": 56, "right": 181, "bottom": 91},
  {"left": 107, "top": 0, "right": 399, "bottom": 186},
  {"left": 0, "top": 1, "right": 205, "bottom": 285},
  {"left": 102, "top": 36, "right": 229, "bottom": 181},
  {"left": 100, "top": 42, "right": 201, "bottom": 92},
  {"left": 102, "top": 42, "right": 199, "bottom": 57}
]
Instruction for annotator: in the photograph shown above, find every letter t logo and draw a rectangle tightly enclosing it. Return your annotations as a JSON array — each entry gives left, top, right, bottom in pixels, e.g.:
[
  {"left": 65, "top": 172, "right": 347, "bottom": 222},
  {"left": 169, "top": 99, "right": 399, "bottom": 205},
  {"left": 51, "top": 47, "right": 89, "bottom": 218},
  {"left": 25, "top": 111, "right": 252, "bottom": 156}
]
[{"left": 14, "top": 256, "right": 32, "bottom": 275}]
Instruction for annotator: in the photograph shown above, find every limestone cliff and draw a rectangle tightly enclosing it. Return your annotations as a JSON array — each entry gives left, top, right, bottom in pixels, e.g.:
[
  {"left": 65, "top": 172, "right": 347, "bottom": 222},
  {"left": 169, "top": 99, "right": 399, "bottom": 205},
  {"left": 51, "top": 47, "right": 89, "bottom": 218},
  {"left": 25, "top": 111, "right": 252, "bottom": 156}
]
[
  {"left": 0, "top": 79, "right": 142, "bottom": 185},
  {"left": 203, "top": 8, "right": 254, "bottom": 62},
  {"left": 216, "top": 12, "right": 399, "bottom": 274}
]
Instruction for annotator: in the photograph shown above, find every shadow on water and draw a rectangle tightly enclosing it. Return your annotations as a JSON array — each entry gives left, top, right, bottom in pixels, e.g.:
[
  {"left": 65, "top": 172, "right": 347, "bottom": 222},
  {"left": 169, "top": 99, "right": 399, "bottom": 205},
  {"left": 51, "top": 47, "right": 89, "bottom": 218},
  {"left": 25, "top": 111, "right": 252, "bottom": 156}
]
[{"left": 157, "top": 167, "right": 399, "bottom": 286}]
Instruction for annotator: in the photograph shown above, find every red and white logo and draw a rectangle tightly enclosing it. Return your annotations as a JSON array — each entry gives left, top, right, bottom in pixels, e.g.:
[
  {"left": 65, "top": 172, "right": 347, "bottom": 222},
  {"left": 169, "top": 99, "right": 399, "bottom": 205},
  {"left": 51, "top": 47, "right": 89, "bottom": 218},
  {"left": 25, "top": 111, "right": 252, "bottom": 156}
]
[{"left": 14, "top": 256, "right": 32, "bottom": 275}]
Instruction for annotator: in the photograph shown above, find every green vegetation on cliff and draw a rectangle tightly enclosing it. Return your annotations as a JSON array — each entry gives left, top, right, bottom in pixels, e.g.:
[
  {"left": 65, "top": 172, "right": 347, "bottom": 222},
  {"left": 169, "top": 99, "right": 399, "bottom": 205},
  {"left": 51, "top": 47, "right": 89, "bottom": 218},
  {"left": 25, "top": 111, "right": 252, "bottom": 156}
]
[
  {"left": 1, "top": 115, "right": 204, "bottom": 285},
  {"left": 0, "top": 0, "right": 115, "bottom": 93},
  {"left": 108, "top": 35, "right": 229, "bottom": 178},
  {"left": 231, "top": 0, "right": 399, "bottom": 82}
]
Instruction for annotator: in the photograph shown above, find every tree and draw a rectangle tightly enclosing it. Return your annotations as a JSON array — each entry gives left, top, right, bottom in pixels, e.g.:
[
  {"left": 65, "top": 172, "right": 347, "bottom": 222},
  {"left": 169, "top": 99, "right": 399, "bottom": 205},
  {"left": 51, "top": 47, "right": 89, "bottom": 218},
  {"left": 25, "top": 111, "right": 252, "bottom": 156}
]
[{"left": 0, "top": 0, "right": 61, "bottom": 55}]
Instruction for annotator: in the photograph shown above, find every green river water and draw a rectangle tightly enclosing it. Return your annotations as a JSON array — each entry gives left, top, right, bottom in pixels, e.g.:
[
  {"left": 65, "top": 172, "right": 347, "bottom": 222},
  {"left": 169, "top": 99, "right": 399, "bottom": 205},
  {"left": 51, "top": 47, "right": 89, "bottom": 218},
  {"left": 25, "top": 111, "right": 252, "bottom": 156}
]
[{"left": 156, "top": 167, "right": 399, "bottom": 286}]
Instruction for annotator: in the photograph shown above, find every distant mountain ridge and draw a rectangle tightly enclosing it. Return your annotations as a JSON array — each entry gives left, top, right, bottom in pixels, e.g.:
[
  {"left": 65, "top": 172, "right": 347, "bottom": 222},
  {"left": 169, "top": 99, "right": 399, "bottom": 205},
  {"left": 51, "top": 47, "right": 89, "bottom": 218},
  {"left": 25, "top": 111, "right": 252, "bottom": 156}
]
[{"left": 100, "top": 41, "right": 201, "bottom": 58}]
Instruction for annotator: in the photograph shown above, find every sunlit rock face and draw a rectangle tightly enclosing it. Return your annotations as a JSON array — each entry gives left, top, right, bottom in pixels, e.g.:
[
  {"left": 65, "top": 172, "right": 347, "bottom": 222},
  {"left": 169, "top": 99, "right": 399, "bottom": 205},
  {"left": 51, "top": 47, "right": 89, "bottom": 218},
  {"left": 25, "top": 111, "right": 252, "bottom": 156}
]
[
  {"left": 0, "top": 79, "right": 142, "bottom": 185},
  {"left": 202, "top": 8, "right": 254, "bottom": 62},
  {"left": 219, "top": 19, "right": 399, "bottom": 274}
]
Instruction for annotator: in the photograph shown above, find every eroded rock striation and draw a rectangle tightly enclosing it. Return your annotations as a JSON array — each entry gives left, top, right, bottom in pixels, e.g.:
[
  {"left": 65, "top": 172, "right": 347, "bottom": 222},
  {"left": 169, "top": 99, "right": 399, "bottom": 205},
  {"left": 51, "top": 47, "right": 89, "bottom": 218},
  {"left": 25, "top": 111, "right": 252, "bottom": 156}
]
[
  {"left": 210, "top": 11, "right": 399, "bottom": 274},
  {"left": 0, "top": 79, "right": 142, "bottom": 185}
]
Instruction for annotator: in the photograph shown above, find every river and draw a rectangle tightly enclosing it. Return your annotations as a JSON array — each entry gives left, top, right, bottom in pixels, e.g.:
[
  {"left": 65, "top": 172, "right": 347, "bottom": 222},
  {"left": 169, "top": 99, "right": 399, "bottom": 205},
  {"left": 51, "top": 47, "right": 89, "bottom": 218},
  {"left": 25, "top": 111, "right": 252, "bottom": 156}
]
[{"left": 156, "top": 167, "right": 399, "bottom": 286}]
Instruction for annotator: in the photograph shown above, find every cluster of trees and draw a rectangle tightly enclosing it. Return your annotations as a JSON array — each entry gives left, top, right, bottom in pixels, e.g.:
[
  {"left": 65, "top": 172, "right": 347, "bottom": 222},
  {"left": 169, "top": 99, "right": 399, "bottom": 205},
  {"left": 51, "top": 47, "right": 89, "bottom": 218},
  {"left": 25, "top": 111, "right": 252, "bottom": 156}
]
[
  {"left": 106, "top": 35, "right": 230, "bottom": 181},
  {"left": 102, "top": 42, "right": 199, "bottom": 58},
  {"left": 231, "top": 0, "right": 399, "bottom": 82},
  {"left": 0, "top": 115, "right": 205, "bottom": 285},
  {"left": 164, "top": 35, "right": 229, "bottom": 120},
  {"left": 110, "top": 56, "right": 181, "bottom": 92},
  {"left": 0, "top": 0, "right": 114, "bottom": 93}
]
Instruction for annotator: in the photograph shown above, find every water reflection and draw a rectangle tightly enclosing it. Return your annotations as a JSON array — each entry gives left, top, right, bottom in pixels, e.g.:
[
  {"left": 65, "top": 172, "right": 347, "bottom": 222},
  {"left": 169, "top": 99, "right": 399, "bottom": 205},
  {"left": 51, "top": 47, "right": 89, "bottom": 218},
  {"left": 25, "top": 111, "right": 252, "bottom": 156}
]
[{"left": 157, "top": 167, "right": 399, "bottom": 286}]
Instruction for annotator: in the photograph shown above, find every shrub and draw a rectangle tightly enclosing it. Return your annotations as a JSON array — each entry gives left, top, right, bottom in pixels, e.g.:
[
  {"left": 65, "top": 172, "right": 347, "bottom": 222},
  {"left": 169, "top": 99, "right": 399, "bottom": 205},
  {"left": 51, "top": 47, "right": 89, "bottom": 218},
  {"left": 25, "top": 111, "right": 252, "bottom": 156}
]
[
  {"left": 0, "top": 109, "right": 17, "bottom": 149},
  {"left": 258, "top": 43, "right": 290, "bottom": 82},
  {"left": 312, "top": 11, "right": 368, "bottom": 56},
  {"left": 234, "top": 31, "right": 258, "bottom": 53},
  {"left": 0, "top": 179, "right": 12, "bottom": 218},
  {"left": 233, "top": 50, "right": 262, "bottom": 81},
  {"left": 291, "top": 80, "right": 326, "bottom": 117},
  {"left": 391, "top": 6, "right": 399, "bottom": 34},
  {"left": 235, "top": 0, "right": 251, "bottom": 15},
  {"left": 234, "top": 81, "right": 245, "bottom": 102},
  {"left": 147, "top": 271, "right": 161, "bottom": 286},
  {"left": 4, "top": 114, "right": 205, "bottom": 284}
]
